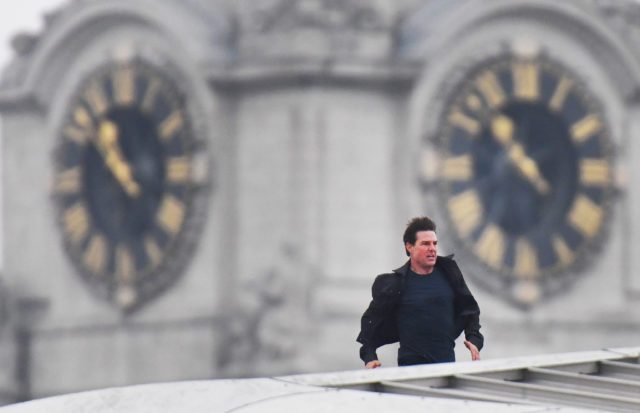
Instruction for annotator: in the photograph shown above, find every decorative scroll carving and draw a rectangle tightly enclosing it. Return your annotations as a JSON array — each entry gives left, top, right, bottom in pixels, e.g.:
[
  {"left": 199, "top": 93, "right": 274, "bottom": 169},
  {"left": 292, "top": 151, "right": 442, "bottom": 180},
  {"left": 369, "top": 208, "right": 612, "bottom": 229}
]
[
  {"left": 594, "top": 0, "right": 640, "bottom": 43},
  {"left": 246, "top": 0, "right": 388, "bottom": 33}
]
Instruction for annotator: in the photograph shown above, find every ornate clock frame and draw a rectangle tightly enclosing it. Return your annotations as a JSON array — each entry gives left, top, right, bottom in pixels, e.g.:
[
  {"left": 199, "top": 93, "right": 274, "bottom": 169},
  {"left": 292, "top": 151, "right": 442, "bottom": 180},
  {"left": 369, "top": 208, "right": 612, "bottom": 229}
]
[
  {"left": 432, "top": 53, "right": 616, "bottom": 306},
  {"left": 52, "top": 58, "right": 210, "bottom": 312}
]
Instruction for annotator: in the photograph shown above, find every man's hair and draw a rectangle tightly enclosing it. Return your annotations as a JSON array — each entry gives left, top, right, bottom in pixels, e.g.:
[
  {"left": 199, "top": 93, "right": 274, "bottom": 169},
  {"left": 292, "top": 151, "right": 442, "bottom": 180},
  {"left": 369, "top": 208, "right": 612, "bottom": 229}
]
[{"left": 403, "top": 216, "right": 436, "bottom": 256}]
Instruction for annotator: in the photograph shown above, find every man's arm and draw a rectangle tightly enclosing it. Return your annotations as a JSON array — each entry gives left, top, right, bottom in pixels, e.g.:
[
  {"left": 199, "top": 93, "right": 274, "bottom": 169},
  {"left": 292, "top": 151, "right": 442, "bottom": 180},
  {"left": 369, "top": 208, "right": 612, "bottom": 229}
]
[
  {"left": 448, "top": 258, "right": 484, "bottom": 356},
  {"left": 463, "top": 310, "right": 483, "bottom": 360},
  {"left": 357, "top": 298, "right": 384, "bottom": 366},
  {"left": 358, "top": 331, "right": 380, "bottom": 365},
  {"left": 463, "top": 311, "right": 483, "bottom": 348},
  {"left": 357, "top": 274, "right": 400, "bottom": 367}
]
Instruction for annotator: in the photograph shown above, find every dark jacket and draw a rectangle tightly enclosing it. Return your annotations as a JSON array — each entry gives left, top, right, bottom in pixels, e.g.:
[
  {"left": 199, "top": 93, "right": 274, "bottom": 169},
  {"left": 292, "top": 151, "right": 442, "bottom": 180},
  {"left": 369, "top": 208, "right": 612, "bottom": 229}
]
[{"left": 356, "top": 255, "right": 484, "bottom": 364}]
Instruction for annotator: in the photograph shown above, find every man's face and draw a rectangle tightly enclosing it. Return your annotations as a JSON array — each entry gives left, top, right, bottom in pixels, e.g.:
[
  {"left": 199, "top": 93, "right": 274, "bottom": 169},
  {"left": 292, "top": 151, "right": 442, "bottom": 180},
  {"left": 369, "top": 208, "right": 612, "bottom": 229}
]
[{"left": 406, "top": 230, "right": 438, "bottom": 274}]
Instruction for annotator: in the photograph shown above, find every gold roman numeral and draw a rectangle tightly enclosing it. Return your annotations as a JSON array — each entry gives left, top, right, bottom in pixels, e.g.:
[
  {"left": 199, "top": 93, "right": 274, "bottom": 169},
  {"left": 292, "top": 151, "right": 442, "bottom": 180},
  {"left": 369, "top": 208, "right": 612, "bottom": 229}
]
[
  {"left": 474, "top": 224, "right": 506, "bottom": 270},
  {"left": 144, "top": 236, "right": 163, "bottom": 269},
  {"left": 465, "top": 93, "right": 483, "bottom": 112},
  {"left": 156, "top": 195, "right": 185, "bottom": 235},
  {"left": 84, "top": 81, "right": 109, "bottom": 117},
  {"left": 74, "top": 106, "right": 94, "bottom": 130},
  {"left": 63, "top": 202, "right": 90, "bottom": 245},
  {"left": 113, "top": 66, "right": 135, "bottom": 106},
  {"left": 141, "top": 77, "right": 161, "bottom": 113},
  {"left": 514, "top": 238, "right": 538, "bottom": 278},
  {"left": 552, "top": 234, "right": 574, "bottom": 266},
  {"left": 441, "top": 155, "right": 473, "bottom": 181},
  {"left": 83, "top": 233, "right": 107, "bottom": 274},
  {"left": 63, "top": 125, "right": 89, "bottom": 145},
  {"left": 571, "top": 114, "right": 602, "bottom": 144},
  {"left": 475, "top": 70, "right": 506, "bottom": 109},
  {"left": 63, "top": 104, "right": 95, "bottom": 145},
  {"left": 549, "top": 75, "right": 573, "bottom": 112},
  {"left": 166, "top": 156, "right": 191, "bottom": 183},
  {"left": 513, "top": 62, "right": 539, "bottom": 101},
  {"left": 448, "top": 110, "right": 480, "bottom": 136},
  {"left": 159, "top": 110, "right": 184, "bottom": 141},
  {"left": 568, "top": 195, "right": 603, "bottom": 238},
  {"left": 55, "top": 167, "right": 82, "bottom": 194},
  {"left": 448, "top": 189, "right": 483, "bottom": 237},
  {"left": 115, "top": 245, "right": 135, "bottom": 283},
  {"left": 580, "top": 158, "right": 611, "bottom": 186}
]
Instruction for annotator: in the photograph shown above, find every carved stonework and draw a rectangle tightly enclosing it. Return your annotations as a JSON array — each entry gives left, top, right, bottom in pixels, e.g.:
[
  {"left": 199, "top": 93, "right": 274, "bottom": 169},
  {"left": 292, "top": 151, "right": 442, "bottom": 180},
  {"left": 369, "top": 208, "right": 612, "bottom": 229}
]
[
  {"left": 216, "top": 243, "right": 320, "bottom": 377},
  {"left": 246, "top": 0, "right": 388, "bottom": 33},
  {"left": 235, "top": 0, "right": 396, "bottom": 60},
  {"left": 594, "top": 0, "right": 640, "bottom": 47}
]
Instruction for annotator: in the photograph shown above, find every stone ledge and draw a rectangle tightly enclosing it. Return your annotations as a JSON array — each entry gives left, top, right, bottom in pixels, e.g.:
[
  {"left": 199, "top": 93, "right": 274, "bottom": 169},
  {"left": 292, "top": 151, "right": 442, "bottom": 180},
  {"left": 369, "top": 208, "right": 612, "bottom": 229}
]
[{"left": 0, "top": 377, "right": 536, "bottom": 413}]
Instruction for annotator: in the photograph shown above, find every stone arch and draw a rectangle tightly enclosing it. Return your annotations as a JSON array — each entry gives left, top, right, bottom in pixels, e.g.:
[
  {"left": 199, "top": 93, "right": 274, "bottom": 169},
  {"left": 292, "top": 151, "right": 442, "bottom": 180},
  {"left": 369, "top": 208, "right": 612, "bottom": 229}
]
[
  {"left": 397, "top": 0, "right": 640, "bottom": 100},
  {"left": 5, "top": 0, "right": 232, "bottom": 108}
]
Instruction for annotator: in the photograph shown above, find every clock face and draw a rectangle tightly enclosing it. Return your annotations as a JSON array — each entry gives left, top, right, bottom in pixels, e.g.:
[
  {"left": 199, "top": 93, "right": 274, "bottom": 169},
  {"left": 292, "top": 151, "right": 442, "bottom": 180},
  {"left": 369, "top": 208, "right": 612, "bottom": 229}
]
[
  {"left": 433, "top": 55, "right": 614, "bottom": 305},
  {"left": 52, "top": 60, "right": 208, "bottom": 311}
]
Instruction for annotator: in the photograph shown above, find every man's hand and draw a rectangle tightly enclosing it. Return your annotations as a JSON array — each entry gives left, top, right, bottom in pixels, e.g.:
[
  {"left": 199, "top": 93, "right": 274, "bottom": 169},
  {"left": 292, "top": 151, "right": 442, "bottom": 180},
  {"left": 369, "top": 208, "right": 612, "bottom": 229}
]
[
  {"left": 365, "top": 360, "right": 381, "bottom": 369},
  {"left": 464, "top": 340, "right": 480, "bottom": 361}
]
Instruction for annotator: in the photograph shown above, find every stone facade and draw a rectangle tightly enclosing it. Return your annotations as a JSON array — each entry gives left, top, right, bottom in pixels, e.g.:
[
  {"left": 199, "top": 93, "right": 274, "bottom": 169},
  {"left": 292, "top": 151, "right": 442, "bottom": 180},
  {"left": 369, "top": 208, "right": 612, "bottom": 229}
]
[{"left": 1, "top": 0, "right": 640, "bottom": 404}]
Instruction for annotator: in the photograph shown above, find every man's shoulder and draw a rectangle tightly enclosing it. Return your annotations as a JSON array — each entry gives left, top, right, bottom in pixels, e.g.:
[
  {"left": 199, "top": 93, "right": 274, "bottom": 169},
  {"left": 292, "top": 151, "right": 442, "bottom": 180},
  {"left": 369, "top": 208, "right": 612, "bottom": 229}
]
[
  {"left": 391, "top": 260, "right": 411, "bottom": 275},
  {"left": 438, "top": 254, "right": 456, "bottom": 263},
  {"left": 373, "top": 271, "right": 401, "bottom": 284},
  {"left": 437, "top": 254, "right": 466, "bottom": 281},
  {"left": 371, "top": 263, "right": 406, "bottom": 290},
  {"left": 437, "top": 254, "right": 459, "bottom": 269}
]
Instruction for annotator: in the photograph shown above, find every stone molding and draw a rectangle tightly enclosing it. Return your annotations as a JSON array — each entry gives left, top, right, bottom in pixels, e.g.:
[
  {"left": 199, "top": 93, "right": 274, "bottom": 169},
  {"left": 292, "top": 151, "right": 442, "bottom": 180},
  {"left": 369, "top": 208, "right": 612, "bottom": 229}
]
[
  {"left": 0, "top": 0, "right": 426, "bottom": 97},
  {"left": 243, "top": 0, "right": 389, "bottom": 33},
  {"left": 398, "top": 0, "right": 640, "bottom": 101},
  {"left": 234, "top": 0, "right": 402, "bottom": 61},
  {"left": 0, "top": 0, "right": 232, "bottom": 106}
]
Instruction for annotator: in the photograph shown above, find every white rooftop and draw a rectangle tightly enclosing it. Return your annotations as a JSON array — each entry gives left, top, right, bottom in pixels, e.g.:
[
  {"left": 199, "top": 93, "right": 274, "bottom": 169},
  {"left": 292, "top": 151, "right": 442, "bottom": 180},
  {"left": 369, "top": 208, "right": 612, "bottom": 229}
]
[{"left": 1, "top": 347, "right": 639, "bottom": 412}]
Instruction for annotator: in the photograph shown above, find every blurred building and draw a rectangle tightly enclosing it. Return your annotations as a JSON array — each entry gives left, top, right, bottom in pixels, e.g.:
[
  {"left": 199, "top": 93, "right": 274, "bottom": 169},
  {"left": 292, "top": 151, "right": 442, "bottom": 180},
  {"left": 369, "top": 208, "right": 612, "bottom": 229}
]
[{"left": 1, "top": 0, "right": 640, "bottom": 405}]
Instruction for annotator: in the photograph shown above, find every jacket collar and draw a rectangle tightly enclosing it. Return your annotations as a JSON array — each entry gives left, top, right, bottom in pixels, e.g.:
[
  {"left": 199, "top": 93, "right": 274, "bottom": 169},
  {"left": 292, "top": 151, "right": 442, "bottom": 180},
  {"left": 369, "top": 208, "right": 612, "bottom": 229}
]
[
  {"left": 392, "top": 254, "right": 455, "bottom": 276},
  {"left": 393, "top": 260, "right": 411, "bottom": 276}
]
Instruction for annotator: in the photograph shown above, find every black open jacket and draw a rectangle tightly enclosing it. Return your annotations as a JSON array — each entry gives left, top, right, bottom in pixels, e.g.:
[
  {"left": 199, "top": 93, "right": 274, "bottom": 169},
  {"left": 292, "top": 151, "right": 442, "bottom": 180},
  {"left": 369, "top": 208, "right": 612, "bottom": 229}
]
[{"left": 356, "top": 255, "right": 484, "bottom": 364}]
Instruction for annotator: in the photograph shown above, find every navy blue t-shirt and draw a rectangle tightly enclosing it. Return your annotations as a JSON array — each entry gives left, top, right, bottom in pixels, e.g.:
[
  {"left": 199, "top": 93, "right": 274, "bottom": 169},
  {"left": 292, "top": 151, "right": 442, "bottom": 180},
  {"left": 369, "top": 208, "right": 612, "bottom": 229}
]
[{"left": 396, "top": 267, "right": 456, "bottom": 363}]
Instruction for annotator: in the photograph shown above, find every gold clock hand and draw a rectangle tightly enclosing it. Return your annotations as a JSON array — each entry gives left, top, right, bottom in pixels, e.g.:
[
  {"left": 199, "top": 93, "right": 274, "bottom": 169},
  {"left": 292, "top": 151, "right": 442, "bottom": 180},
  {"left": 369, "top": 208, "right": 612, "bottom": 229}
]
[
  {"left": 96, "top": 121, "right": 141, "bottom": 197},
  {"left": 491, "top": 114, "right": 515, "bottom": 146},
  {"left": 507, "top": 144, "right": 550, "bottom": 195},
  {"left": 491, "top": 115, "right": 551, "bottom": 195}
]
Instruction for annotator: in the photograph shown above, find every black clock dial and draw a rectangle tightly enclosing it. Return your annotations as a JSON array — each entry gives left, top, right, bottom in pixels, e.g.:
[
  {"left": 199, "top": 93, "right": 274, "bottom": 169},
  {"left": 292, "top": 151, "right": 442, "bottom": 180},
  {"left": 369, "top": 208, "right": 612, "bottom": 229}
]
[
  {"left": 434, "top": 56, "right": 614, "bottom": 303},
  {"left": 53, "top": 60, "right": 206, "bottom": 311}
]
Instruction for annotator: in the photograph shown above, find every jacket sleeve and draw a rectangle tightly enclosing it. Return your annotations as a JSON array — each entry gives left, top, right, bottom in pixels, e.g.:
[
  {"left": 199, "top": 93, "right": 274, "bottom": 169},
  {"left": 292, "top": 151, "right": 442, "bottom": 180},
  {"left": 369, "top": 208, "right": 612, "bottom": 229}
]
[
  {"left": 463, "top": 311, "right": 484, "bottom": 351},
  {"left": 356, "top": 274, "right": 399, "bottom": 364},
  {"left": 447, "top": 258, "right": 484, "bottom": 351},
  {"left": 458, "top": 276, "right": 484, "bottom": 351},
  {"left": 357, "top": 300, "right": 383, "bottom": 364}
]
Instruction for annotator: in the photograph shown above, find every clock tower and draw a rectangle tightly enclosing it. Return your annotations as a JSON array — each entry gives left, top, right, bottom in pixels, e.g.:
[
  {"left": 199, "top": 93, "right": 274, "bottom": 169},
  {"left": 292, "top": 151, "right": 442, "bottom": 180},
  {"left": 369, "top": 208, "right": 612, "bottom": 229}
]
[{"left": 2, "top": 0, "right": 640, "bottom": 405}]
